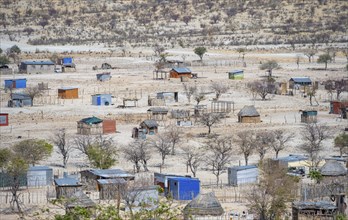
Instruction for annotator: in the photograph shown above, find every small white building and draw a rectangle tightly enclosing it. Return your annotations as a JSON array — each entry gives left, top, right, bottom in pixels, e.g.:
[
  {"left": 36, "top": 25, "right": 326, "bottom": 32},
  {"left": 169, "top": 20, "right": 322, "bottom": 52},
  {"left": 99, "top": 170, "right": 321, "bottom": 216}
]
[{"left": 228, "top": 165, "right": 258, "bottom": 186}]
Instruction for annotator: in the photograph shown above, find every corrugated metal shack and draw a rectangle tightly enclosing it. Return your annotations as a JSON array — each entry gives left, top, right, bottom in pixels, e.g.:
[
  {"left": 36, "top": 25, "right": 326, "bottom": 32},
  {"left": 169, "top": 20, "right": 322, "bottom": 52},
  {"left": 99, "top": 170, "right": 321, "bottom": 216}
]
[
  {"left": 228, "top": 165, "right": 258, "bottom": 186},
  {"left": 4, "top": 78, "right": 27, "bottom": 89},
  {"left": 27, "top": 166, "right": 53, "bottom": 187},
  {"left": 168, "top": 177, "right": 200, "bottom": 200},
  {"left": 97, "top": 178, "right": 126, "bottom": 200},
  {"left": 77, "top": 116, "right": 103, "bottom": 135},
  {"left": 58, "top": 87, "right": 79, "bottom": 99},
  {"left": 54, "top": 177, "right": 82, "bottom": 198},
  {"left": 300, "top": 110, "right": 317, "bottom": 123},
  {"left": 91, "top": 94, "right": 112, "bottom": 106},
  {"left": 96, "top": 72, "right": 111, "bottom": 81},
  {"left": 228, "top": 70, "right": 244, "bottom": 80},
  {"left": 19, "top": 60, "right": 55, "bottom": 74},
  {"left": 0, "top": 113, "right": 9, "bottom": 126},
  {"left": 8, "top": 93, "right": 32, "bottom": 107}
]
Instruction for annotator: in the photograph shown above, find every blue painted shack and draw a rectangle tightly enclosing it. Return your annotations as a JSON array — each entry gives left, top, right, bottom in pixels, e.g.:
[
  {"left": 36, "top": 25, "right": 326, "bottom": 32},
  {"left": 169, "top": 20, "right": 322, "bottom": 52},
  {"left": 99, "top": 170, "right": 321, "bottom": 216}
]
[
  {"left": 168, "top": 177, "right": 200, "bottom": 200},
  {"left": 5, "top": 78, "right": 27, "bottom": 89},
  {"left": 96, "top": 72, "right": 111, "bottom": 81},
  {"left": 62, "top": 57, "right": 75, "bottom": 68},
  {"left": 8, "top": 93, "right": 32, "bottom": 107},
  {"left": 228, "top": 70, "right": 244, "bottom": 80},
  {"left": 91, "top": 94, "right": 112, "bottom": 106}
]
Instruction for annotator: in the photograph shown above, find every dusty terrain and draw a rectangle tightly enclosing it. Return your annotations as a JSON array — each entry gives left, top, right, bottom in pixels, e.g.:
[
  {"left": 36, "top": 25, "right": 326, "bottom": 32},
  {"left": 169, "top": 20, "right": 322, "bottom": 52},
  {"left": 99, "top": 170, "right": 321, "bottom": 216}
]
[{"left": 0, "top": 42, "right": 347, "bottom": 219}]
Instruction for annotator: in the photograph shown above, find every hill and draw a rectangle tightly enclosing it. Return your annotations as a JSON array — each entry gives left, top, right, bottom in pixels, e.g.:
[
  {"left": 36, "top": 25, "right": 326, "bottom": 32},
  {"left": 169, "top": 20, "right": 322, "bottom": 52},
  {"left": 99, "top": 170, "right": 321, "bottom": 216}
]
[{"left": 1, "top": 0, "right": 347, "bottom": 48}]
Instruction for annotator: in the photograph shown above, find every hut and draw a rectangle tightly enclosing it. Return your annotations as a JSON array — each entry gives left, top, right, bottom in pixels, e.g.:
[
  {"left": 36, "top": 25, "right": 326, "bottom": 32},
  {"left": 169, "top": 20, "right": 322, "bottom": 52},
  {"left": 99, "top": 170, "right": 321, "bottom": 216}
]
[
  {"left": 168, "top": 177, "right": 200, "bottom": 200},
  {"left": 97, "top": 178, "right": 126, "bottom": 200},
  {"left": 156, "top": 92, "right": 179, "bottom": 103},
  {"left": 54, "top": 177, "right": 82, "bottom": 198},
  {"left": 27, "top": 166, "right": 53, "bottom": 187},
  {"left": 58, "top": 87, "right": 78, "bottom": 99},
  {"left": 228, "top": 165, "right": 258, "bottom": 186},
  {"left": 289, "top": 77, "right": 312, "bottom": 89},
  {"left": 8, "top": 93, "right": 32, "bottom": 107},
  {"left": 140, "top": 120, "right": 158, "bottom": 135},
  {"left": 330, "top": 101, "right": 348, "bottom": 115},
  {"left": 169, "top": 67, "right": 192, "bottom": 79},
  {"left": 320, "top": 159, "right": 347, "bottom": 183},
  {"left": 65, "top": 191, "right": 96, "bottom": 212},
  {"left": 61, "top": 57, "right": 75, "bottom": 68},
  {"left": 292, "top": 201, "right": 337, "bottom": 220},
  {"left": 101, "top": 63, "right": 112, "bottom": 70},
  {"left": 77, "top": 116, "right": 103, "bottom": 135},
  {"left": 147, "top": 107, "right": 168, "bottom": 121},
  {"left": 183, "top": 192, "right": 224, "bottom": 219},
  {"left": 0, "top": 113, "right": 9, "bottom": 126},
  {"left": 102, "top": 119, "right": 116, "bottom": 134},
  {"left": 154, "top": 173, "right": 187, "bottom": 195},
  {"left": 81, "top": 169, "right": 134, "bottom": 183},
  {"left": 237, "top": 106, "right": 260, "bottom": 123},
  {"left": 91, "top": 94, "right": 112, "bottom": 106},
  {"left": 300, "top": 110, "right": 317, "bottom": 123},
  {"left": 19, "top": 60, "right": 55, "bottom": 74},
  {"left": 96, "top": 72, "right": 111, "bottom": 81},
  {"left": 125, "top": 186, "right": 159, "bottom": 210},
  {"left": 4, "top": 78, "right": 27, "bottom": 89},
  {"left": 228, "top": 70, "right": 244, "bottom": 80}
]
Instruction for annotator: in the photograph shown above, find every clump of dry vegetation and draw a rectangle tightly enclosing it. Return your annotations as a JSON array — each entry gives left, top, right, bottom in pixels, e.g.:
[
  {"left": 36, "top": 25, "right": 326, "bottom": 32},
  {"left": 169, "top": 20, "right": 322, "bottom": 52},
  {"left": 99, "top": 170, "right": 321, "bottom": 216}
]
[{"left": 0, "top": 0, "right": 347, "bottom": 48}]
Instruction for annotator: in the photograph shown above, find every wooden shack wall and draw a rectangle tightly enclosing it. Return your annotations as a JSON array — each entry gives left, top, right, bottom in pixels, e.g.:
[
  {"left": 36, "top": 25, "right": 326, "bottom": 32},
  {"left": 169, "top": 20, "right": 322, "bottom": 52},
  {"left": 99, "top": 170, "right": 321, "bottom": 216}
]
[
  {"left": 56, "top": 186, "right": 81, "bottom": 198},
  {"left": 169, "top": 70, "right": 191, "bottom": 79},
  {"left": 58, "top": 89, "right": 78, "bottom": 99},
  {"left": 103, "top": 120, "right": 116, "bottom": 134},
  {"left": 239, "top": 116, "right": 261, "bottom": 123},
  {"left": 77, "top": 122, "right": 103, "bottom": 135}
]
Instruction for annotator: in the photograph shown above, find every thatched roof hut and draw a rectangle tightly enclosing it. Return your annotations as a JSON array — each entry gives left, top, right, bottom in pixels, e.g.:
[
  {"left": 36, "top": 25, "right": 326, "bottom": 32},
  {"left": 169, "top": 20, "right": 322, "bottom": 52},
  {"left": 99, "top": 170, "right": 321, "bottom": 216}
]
[
  {"left": 320, "top": 159, "right": 346, "bottom": 176},
  {"left": 183, "top": 192, "right": 224, "bottom": 219},
  {"left": 237, "top": 105, "right": 260, "bottom": 123}
]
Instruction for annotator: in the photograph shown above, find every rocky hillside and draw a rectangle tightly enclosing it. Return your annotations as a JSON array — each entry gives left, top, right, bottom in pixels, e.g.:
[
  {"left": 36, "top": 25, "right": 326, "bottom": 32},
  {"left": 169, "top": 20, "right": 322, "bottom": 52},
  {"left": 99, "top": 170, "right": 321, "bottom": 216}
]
[{"left": 1, "top": 0, "right": 347, "bottom": 48}]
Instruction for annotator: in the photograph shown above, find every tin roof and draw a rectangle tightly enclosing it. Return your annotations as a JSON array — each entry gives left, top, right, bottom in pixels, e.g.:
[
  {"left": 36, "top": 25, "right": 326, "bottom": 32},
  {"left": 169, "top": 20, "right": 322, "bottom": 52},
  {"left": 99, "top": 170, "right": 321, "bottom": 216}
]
[
  {"left": 277, "top": 155, "right": 308, "bottom": 162},
  {"left": 54, "top": 177, "right": 81, "bottom": 186},
  {"left": 28, "top": 166, "right": 52, "bottom": 171},
  {"left": 172, "top": 67, "right": 192, "bottom": 73},
  {"left": 59, "top": 87, "right": 78, "bottom": 90},
  {"left": 292, "top": 201, "right": 337, "bottom": 210},
  {"left": 142, "top": 119, "right": 158, "bottom": 128},
  {"left": 11, "top": 93, "right": 31, "bottom": 100},
  {"left": 97, "top": 178, "right": 126, "bottom": 185},
  {"left": 5, "top": 78, "right": 26, "bottom": 82},
  {"left": 79, "top": 116, "right": 103, "bottom": 125},
  {"left": 89, "top": 169, "right": 134, "bottom": 179},
  {"left": 290, "top": 77, "right": 312, "bottom": 83},
  {"left": 228, "top": 70, "right": 243, "bottom": 74},
  {"left": 237, "top": 105, "right": 260, "bottom": 117},
  {"left": 229, "top": 165, "right": 257, "bottom": 171},
  {"left": 22, "top": 60, "right": 55, "bottom": 65},
  {"left": 148, "top": 107, "right": 168, "bottom": 114}
]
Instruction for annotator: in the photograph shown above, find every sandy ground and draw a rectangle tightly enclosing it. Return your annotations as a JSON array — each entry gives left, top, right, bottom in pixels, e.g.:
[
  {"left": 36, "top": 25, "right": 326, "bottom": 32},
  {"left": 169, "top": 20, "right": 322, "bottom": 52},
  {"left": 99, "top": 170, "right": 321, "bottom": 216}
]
[{"left": 0, "top": 44, "right": 347, "bottom": 219}]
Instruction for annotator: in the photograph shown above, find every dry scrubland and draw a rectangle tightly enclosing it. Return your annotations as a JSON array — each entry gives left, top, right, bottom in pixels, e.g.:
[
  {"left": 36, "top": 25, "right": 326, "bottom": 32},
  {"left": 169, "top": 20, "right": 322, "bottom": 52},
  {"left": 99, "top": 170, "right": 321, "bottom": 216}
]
[{"left": 0, "top": 45, "right": 347, "bottom": 218}]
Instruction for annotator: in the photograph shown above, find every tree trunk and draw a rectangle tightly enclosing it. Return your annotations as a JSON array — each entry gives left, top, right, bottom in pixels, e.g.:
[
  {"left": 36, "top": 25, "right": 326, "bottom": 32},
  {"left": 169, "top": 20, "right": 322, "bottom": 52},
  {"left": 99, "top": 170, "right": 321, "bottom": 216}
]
[
  {"left": 135, "top": 162, "right": 140, "bottom": 173},
  {"left": 142, "top": 160, "right": 149, "bottom": 171},
  {"left": 325, "top": 62, "right": 327, "bottom": 70},
  {"left": 275, "top": 150, "right": 279, "bottom": 159},
  {"left": 208, "top": 126, "right": 211, "bottom": 134},
  {"left": 244, "top": 155, "right": 248, "bottom": 166},
  {"left": 171, "top": 143, "right": 175, "bottom": 155}
]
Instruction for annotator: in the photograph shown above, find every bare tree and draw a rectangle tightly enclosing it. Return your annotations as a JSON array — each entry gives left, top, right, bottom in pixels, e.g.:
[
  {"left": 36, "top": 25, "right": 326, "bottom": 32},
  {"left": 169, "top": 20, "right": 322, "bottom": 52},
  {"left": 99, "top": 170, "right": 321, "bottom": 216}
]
[
  {"left": 205, "top": 135, "right": 234, "bottom": 186},
  {"left": 181, "top": 145, "right": 203, "bottom": 177},
  {"left": 247, "top": 80, "right": 276, "bottom": 101},
  {"left": 236, "top": 48, "right": 247, "bottom": 61},
  {"left": 304, "top": 49, "right": 317, "bottom": 63},
  {"left": 74, "top": 135, "right": 94, "bottom": 160},
  {"left": 270, "top": 130, "right": 294, "bottom": 158},
  {"left": 300, "top": 123, "right": 330, "bottom": 169},
  {"left": 52, "top": 128, "right": 73, "bottom": 168},
  {"left": 246, "top": 162, "right": 297, "bottom": 220},
  {"left": 306, "top": 86, "right": 319, "bottom": 106},
  {"left": 153, "top": 44, "right": 165, "bottom": 56},
  {"left": 236, "top": 132, "right": 254, "bottom": 165},
  {"left": 123, "top": 140, "right": 151, "bottom": 173},
  {"left": 25, "top": 86, "right": 43, "bottom": 106},
  {"left": 165, "top": 125, "right": 182, "bottom": 155},
  {"left": 255, "top": 131, "right": 272, "bottom": 161},
  {"left": 149, "top": 134, "right": 171, "bottom": 165},
  {"left": 193, "top": 87, "right": 206, "bottom": 106},
  {"left": 210, "top": 82, "right": 229, "bottom": 101},
  {"left": 199, "top": 113, "right": 223, "bottom": 134},
  {"left": 182, "top": 83, "right": 197, "bottom": 104}
]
